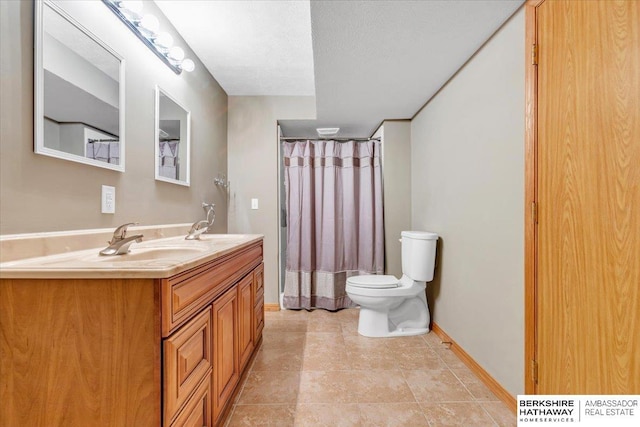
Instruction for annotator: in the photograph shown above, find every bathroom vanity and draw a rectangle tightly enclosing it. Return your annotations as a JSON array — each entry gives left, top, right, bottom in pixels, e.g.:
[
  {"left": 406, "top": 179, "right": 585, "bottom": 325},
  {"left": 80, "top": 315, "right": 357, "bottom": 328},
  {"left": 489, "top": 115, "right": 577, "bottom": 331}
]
[{"left": 0, "top": 229, "right": 264, "bottom": 427}]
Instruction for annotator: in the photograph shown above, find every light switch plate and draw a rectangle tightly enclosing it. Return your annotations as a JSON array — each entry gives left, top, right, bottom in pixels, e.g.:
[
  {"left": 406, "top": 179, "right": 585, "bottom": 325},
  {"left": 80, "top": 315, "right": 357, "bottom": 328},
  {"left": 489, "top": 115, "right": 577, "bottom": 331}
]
[
  {"left": 251, "top": 198, "right": 259, "bottom": 210},
  {"left": 102, "top": 185, "right": 115, "bottom": 214}
]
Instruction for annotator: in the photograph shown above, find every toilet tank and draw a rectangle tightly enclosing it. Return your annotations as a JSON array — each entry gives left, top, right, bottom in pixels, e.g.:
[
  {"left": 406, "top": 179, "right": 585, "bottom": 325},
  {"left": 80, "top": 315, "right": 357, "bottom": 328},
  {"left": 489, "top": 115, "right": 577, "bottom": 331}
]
[{"left": 401, "top": 231, "right": 438, "bottom": 282}]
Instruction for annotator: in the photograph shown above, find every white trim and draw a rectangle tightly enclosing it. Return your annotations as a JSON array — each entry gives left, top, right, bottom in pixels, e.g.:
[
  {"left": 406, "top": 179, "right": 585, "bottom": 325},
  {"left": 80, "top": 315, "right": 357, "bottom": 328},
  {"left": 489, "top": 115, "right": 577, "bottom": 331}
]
[
  {"left": 34, "top": 0, "right": 125, "bottom": 173},
  {"left": 154, "top": 85, "right": 191, "bottom": 187}
]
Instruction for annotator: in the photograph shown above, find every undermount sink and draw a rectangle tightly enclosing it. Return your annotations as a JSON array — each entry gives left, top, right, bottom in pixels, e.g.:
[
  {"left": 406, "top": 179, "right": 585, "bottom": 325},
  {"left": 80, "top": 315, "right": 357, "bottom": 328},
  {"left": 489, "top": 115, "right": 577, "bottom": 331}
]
[
  {"left": 197, "top": 234, "right": 251, "bottom": 243},
  {"left": 89, "top": 246, "right": 207, "bottom": 262}
]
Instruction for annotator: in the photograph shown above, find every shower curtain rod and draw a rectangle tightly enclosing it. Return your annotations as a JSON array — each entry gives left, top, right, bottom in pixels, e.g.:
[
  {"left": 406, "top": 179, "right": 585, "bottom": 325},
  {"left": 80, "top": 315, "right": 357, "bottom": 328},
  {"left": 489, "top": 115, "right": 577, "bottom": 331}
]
[{"left": 280, "top": 137, "right": 380, "bottom": 142}]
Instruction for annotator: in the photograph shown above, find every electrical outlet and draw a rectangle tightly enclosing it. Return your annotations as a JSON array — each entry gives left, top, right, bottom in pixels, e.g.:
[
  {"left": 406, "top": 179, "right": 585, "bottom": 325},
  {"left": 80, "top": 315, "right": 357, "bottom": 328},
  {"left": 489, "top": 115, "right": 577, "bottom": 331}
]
[
  {"left": 102, "top": 185, "right": 115, "bottom": 214},
  {"left": 251, "top": 198, "right": 259, "bottom": 210}
]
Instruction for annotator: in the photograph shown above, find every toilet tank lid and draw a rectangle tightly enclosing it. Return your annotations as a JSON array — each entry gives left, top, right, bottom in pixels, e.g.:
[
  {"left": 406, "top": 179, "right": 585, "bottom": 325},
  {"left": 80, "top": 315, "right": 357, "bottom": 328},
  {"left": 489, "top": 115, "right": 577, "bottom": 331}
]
[
  {"left": 348, "top": 275, "right": 398, "bottom": 288},
  {"left": 401, "top": 231, "right": 438, "bottom": 240}
]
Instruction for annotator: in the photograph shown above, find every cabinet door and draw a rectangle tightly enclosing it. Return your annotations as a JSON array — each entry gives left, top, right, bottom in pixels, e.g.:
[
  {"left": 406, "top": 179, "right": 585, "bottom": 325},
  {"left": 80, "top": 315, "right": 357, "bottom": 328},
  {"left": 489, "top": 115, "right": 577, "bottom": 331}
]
[
  {"left": 212, "top": 285, "right": 239, "bottom": 422},
  {"left": 237, "top": 275, "right": 254, "bottom": 370},
  {"left": 164, "top": 307, "right": 212, "bottom": 424},
  {"left": 170, "top": 374, "right": 212, "bottom": 427},
  {"left": 253, "top": 263, "right": 265, "bottom": 344}
]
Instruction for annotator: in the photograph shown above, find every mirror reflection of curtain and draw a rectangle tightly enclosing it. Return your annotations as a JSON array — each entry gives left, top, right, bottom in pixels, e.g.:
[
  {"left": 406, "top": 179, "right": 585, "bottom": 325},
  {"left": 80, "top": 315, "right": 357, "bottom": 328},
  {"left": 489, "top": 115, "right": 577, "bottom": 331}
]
[
  {"left": 86, "top": 141, "right": 119, "bottom": 164},
  {"left": 158, "top": 141, "right": 179, "bottom": 179},
  {"left": 283, "top": 139, "right": 385, "bottom": 310}
]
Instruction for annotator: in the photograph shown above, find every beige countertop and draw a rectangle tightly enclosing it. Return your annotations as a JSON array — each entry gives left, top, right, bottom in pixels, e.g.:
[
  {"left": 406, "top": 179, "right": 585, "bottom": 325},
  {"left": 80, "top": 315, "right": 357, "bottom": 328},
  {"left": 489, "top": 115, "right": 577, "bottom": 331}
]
[{"left": 0, "top": 234, "right": 263, "bottom": 279}]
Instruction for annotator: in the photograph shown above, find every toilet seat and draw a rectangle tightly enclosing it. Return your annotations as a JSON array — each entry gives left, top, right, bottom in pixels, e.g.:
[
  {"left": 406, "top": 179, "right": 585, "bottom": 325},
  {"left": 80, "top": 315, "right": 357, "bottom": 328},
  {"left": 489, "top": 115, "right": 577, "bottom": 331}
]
[{"left": 347, "top": 275, "right": 398, "bottom": 289}]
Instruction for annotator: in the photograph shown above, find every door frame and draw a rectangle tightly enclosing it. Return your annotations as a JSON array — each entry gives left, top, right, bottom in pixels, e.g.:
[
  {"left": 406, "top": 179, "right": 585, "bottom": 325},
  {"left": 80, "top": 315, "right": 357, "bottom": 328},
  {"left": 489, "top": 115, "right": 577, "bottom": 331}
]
[{"left": 524, "top": 0, "right": 545, "bottom": 394}]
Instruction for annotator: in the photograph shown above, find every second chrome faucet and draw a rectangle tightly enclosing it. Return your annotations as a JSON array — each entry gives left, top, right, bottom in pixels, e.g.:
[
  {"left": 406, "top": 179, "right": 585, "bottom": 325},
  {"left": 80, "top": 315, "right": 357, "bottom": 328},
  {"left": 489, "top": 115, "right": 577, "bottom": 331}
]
[{"left": 186, "top": 203, "right": 215, "bottom": 240}]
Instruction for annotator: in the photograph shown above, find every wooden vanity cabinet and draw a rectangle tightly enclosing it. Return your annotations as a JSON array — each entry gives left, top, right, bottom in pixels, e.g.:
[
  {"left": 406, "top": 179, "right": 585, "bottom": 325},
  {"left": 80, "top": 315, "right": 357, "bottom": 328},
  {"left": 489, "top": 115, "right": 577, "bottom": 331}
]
[
  {"left": 0, "top": 239, "right": 263, "bottom": 427},
  {"left": 163, "top": 241, "right": 264, "bottom": 427}
]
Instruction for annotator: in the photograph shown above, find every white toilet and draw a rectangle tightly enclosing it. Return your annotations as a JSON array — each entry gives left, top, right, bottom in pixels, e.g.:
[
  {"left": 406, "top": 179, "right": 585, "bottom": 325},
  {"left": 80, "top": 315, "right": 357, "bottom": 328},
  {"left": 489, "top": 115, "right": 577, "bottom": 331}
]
[{"left": 346, "top": 230, "right": 438, "bottom": 337}]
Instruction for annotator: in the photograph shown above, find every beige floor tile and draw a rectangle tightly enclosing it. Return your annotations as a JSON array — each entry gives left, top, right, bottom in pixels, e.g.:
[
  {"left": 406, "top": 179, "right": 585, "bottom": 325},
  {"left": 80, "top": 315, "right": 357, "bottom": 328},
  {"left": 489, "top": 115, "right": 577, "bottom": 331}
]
[
  {"left": 264, "top": 319, "right": 308, "bottom": 332},
  {"left": 359, "top": 403, "right": 429, "bottom": 427},
  {"left": 403, "top": 369, "right": 474, "bottom": 403},
  {"left": 260, "top": 331, "right": 307, "bottom": 350},
  {"left": 482, "top": 402, "right": 516, "bottom": 427},
  {"left": 387, "top": 346, "right": 447, "bottom": 370},
  {"left": 354, "top": 370, "right": 416, "bottom": 403},
  {"left": 383, "top": 334, "right": 430, "bottom": 349},
  {"left": 237, "top": 371, "right": 301, "bottom": 404},
  {"left": 343, "top": 334, "right": 390, "bottom": 352},
  {"left": 293, "top": 403, "right": 362, "bottom": 426},
  {"left": 225, "top": 309, "right": 508, "bottom": 427},
  {"left": 307, "top": 308, "right": 342, "bottom": 320},
  {"left": 340, "top": 319, "right": 361, "bottom": 335},
  {"left": 302, "top": 346, "right": 351, "bottom": 371},
  {"left": 226, "top": 404, "right": 296, "bottom": 426},
  {"left": 452, "top": 368, "right": 500, "bottom": 401},
  {"left": 306, "top": 318, "right": 344, "bottom": 332},
  {"left": 434, "top": 347, "right": 468, "bottom": 369},
  {"left": 332, "top": 308, "right": 360, "bottom": 321},
  {"left": 421, "top": 402, "right": 497, "bottom": 427},
  {"left": 304, "top": 332, "right": 345, "bottom": 348},
  {"left": 251, "top": 346, "right": 304, "bottom": 371},
  {"left": 298, "top": 370, "right": 359, "bottom": 403},
  {"left": 423, "top": 330, "right": 445, "bottom": 347},
  {"left": 265, "top": 309, "right": 310, "bottom": 321},
  {"left": 347, "top": 346, "right": 397, "bottom": 370}
]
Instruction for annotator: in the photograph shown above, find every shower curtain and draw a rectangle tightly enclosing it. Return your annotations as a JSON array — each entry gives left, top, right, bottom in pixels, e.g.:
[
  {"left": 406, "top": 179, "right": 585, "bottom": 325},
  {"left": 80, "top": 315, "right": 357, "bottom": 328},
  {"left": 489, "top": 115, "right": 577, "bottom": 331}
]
[{"left": 283, "top": 139, "right": 384, "bottom": 310}]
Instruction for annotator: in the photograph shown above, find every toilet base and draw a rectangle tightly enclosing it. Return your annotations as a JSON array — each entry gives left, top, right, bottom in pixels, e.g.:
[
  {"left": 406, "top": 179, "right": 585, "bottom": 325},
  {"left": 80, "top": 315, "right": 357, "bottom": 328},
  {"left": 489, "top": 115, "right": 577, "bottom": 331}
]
[{"left": 357, "top": 306, "right": 430, "bottom": 338}]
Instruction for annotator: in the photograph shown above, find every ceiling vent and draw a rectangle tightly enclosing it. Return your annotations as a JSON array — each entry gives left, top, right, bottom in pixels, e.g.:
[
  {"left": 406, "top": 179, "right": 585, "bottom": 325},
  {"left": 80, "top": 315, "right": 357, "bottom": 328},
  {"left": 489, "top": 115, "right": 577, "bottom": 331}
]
[{"left": 316, "top": 127, "right": 339, "bottom": 137}]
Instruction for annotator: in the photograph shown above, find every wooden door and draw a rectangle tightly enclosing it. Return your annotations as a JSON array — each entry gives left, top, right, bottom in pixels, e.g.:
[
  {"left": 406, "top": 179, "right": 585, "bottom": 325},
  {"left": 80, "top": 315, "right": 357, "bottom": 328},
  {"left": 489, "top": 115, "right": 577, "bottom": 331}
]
[
  {"left": 212, "top": 286, "right": 239, "bottom": 421},
  {"left": 237, "top": 274, "right": 254, "bottom": 370},
  {"left": 534, "top": 0, "right": 640, "bottom": 393}
]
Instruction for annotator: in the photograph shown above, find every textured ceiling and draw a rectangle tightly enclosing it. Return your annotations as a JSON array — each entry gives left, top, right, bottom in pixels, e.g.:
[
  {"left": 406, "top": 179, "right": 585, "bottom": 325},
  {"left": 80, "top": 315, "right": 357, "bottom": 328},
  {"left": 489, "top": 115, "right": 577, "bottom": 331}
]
[
  {"left": 156, "top": 0, "right": 314, "bottom": 96},
  {"left": 158, "top": 0, "right": 524, "bottom": 138}
]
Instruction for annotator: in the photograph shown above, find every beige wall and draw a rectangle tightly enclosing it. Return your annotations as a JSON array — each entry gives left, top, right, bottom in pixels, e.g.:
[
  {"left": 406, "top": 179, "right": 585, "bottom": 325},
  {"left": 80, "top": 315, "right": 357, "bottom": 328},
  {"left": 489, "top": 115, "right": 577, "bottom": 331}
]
[
  {"left": 0, "top": 1, "right": 228, "bottom": 235},
  {"left": 227, "top": 96, "right": 316, "bottom": 304},
  {"left": 410, "top": 8, "right": 525, "bottom": 395},
  {"left": 380, "top": 120, "right": 412, "bottom": 277}
]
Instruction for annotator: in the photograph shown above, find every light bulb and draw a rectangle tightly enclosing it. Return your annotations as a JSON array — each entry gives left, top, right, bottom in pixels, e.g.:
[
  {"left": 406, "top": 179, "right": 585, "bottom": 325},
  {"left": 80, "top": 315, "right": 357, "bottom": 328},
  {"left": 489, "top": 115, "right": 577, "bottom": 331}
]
[
  {"left": 168, "top": 46, "right": 185, "bottom": 62},
  {"left": 139, "top": 14, "right": 159, "bottom": 36},
  {"left": 180, "top": 58, "right": 195, "bottom": 72},
  {"left": 154, "top": 32, "right": 173, "bottom": 50}
]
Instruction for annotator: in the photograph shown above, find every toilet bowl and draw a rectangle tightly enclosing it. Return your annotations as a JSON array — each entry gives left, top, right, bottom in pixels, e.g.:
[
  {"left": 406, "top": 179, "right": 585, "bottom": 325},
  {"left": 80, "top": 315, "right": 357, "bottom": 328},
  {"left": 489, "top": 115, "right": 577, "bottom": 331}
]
[{"left": 346, "top": 231, "right": 438, "bottom": 337}]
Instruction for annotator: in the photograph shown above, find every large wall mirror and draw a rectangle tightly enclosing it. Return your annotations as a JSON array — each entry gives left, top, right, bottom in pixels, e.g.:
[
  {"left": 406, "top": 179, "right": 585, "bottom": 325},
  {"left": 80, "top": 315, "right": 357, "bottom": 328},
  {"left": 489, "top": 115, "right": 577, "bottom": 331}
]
[
  {"left": 155, "top": 86, "right": 190, "bottom": 186},
  {"left": 34, "top": 0, "right": 125, "bottom": 172}
]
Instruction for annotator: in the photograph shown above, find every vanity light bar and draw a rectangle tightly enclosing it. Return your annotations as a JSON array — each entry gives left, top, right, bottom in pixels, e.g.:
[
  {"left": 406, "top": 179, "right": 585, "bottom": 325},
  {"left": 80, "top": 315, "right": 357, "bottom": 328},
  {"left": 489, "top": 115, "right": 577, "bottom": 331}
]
[{"left": 101, "top": 0, "right": 194, "bottom": 74}]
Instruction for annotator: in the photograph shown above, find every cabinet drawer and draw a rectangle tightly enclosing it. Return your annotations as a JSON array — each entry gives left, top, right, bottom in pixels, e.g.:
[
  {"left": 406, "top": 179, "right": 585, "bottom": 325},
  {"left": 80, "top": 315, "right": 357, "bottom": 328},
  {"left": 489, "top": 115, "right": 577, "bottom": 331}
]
[
  {"left": 254, "top": 293, "right": 264, "bottom": 341},
  {"left": 254, "top": 263, "right": 264, "bottom": 295},
  {"left": 162, "top": 243, "right": 262, "bottom": 336},
  {"left": 164, "top": 307, "right": 212, "bottom": 424},
  {"left": 170, "top": 374, "right": 212, "bottom": 427}
]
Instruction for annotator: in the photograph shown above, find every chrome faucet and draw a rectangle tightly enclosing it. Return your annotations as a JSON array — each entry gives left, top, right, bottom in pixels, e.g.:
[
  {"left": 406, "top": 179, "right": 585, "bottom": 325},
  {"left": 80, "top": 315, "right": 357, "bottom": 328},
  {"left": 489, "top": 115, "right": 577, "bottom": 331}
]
[
  {"left": 99, "top": 222, "right": 144, "bottom": 256},
  {"left": 185, "top": 203, "right": 215, "bottom": 240}
]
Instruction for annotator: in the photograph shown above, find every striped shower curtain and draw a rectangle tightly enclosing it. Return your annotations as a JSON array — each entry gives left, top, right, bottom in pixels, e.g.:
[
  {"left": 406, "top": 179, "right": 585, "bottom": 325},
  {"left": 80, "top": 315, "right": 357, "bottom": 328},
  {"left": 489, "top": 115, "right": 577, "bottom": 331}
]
[{"left": 283, "top": 139, "right": 384, "bottom": 310}]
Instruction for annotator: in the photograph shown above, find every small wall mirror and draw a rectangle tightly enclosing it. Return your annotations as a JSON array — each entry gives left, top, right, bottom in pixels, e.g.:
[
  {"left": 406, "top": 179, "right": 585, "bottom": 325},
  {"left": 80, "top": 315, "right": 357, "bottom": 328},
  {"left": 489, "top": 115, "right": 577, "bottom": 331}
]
[
  {"left": 34, "top": 0, "right": 125, "bottom": 171},
  {"left": 155, "top": 86, "right": 190, "bottom": 186}
]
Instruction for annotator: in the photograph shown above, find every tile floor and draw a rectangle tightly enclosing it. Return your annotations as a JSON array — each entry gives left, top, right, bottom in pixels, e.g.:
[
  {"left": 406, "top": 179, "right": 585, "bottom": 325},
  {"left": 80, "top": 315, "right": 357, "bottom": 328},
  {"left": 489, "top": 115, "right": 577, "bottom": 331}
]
[{"left": 225, "top": 308, "right": 515, "bottom": 426}]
